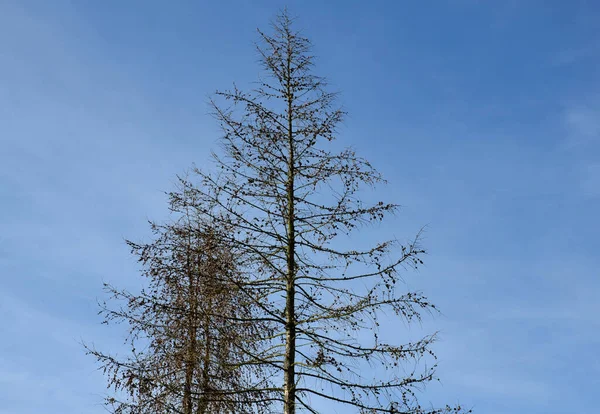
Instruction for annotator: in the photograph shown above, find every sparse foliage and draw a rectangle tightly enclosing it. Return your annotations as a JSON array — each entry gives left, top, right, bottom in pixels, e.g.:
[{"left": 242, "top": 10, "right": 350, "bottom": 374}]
[
  {"left": 86, "top": 184, "right": 274, "bottom": 414},
  {"left": 88, "top": 10, "right": 469, "bottom": 414},
  {"left": 173, "top": 10, "right": 471, "bottom": 414}
]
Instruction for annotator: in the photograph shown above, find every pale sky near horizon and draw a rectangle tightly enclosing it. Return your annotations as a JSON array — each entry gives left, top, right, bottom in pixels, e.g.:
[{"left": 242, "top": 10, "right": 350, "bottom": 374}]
[{"left": 1, "top": 1, "right": 599, "bottom": 413}]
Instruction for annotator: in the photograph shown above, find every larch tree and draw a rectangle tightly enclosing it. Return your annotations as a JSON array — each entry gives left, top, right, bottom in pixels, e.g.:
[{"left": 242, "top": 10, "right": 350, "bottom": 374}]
[
  {"left": 86, "top": 182, "right": 274, "bottom": 414},
  {"left": 180, "top": 10, "right": 470, "bottom": 414}
]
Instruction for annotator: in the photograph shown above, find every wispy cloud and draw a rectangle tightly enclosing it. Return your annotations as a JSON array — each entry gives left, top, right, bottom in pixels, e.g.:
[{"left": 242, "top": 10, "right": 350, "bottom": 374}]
[
  {"left": 563, "top": 102, "right": 600, "bottom": 197},
  {"left": 580, "top": 162, "right": 600, "bottom": 197},
  {"left": 553, "top": 42, "right": 600, "bottom": 66},
  {"left": 565, "top": 104, "right": 600, "bottom": 145}
]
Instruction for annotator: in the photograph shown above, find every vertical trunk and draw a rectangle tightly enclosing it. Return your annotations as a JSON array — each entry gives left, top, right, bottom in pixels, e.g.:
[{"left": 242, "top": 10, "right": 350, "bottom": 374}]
[
  {"left": 283, "top": 217, "right": 296, "bottom": 414},
  {"left": 196, "top": 301, "right": 212, "bottom": 414},
  {"left": 283, "top": 35, "right": 297, "bottom": 414},
  {"left": 183, "top": 241, "right": 197, "bottom": 414},
  {"left": 183, "top": 334, "right": 195, "bottom": 414},
  {"left": 197, "top": 235, "right": 214, "bottom": 414}
]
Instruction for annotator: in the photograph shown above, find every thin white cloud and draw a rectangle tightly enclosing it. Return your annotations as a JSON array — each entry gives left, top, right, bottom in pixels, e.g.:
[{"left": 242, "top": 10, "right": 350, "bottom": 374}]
[
  {"left": 553, "top": 42, "right": 600, "bottom": 67},
  {"left": 565, "top": 105, "right": 600, "bottom": 145},
  {"left": 563, "top": 101, "right": 600, "bottom": 197},
  {"left": 581, "top": 162, "right": 600, "bottom": 197},
  {"left": 452, "top": 372, "right": 551, "bottom": 400}
]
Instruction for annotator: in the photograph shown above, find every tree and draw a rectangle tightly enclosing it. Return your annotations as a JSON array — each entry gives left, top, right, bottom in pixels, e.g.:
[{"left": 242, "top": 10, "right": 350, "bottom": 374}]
[
  {"left": 180, "top": 10, "right": 470, "bottom": 414},
  {"left": 86, "top": 182, "right": 273, "bottom": 414}
]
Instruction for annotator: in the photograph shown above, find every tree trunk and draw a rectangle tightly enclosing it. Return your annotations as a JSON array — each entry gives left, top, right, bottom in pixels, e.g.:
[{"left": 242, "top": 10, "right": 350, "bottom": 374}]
[
  {"left": 283, "top": 44, "right": 297, "bottom": 414},
  {"left": 183, "top": 246, "right": 197, "bottom": 414},
  {"left": 196, "top": 292, "right": 212, "bottom": 414}
]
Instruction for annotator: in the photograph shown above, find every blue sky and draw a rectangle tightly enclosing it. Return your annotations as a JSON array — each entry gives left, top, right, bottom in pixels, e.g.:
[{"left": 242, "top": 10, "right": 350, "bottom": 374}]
[{"left": 1, "top": 0, "right": 599, "bottom": 412}]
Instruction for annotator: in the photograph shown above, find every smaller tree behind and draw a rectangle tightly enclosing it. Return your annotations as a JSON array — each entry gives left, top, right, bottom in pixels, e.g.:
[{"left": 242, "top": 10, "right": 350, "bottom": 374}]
[{"left": 86, "top": 182, "right": 273, "bottom": 414}]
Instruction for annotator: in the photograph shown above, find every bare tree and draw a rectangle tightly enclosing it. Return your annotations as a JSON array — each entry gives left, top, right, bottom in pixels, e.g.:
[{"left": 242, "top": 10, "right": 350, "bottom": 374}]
[
  {"left": 86, "top": 182, "right": 274, "bottom": 414},
  {"left": 180, "top": 10, "right": 470, "bottom": 414}
]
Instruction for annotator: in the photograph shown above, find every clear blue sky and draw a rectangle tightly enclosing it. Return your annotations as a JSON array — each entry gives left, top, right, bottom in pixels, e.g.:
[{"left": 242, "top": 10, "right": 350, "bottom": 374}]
[{"left": 1, "top": 0, "right": 599, "bottom": 413}]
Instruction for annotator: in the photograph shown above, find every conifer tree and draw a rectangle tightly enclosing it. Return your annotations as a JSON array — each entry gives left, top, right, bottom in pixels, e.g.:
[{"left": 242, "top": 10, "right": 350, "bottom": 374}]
[
  {"left": 87, "top": 183, "right": 273, "bottom": 414},
  {"left": 180, "top": 10, "right": 470, "bottom": 414}
]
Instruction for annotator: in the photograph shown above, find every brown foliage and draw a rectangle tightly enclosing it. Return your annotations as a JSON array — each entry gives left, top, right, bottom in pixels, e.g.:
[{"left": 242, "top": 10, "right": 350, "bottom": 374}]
[{"left": 86, "top": 184, "right": 275, "bottom": 413}]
